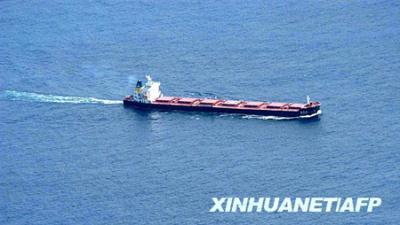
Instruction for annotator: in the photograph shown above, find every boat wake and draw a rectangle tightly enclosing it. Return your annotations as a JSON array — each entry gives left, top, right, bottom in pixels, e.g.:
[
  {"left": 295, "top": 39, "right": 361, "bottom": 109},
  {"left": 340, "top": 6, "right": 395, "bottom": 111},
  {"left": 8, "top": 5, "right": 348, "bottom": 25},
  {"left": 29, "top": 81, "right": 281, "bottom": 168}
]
[
  {"left": 0, "top": 90, "right": 122, "bottom": 105},
  {"left": 242, "top": 115, "right": 298, "bottom": 120},
  {"left": 218, "top": 114, "right": 295, "bottom": 121},
  {"left": 217, "top": 109, "right": 321, "bottom": 121},
  {"left": 242, "top": 110, "right": 322, "bottom": 121},
  {"left": 299, "top": 110, "right": 322, "bottom": 119}
]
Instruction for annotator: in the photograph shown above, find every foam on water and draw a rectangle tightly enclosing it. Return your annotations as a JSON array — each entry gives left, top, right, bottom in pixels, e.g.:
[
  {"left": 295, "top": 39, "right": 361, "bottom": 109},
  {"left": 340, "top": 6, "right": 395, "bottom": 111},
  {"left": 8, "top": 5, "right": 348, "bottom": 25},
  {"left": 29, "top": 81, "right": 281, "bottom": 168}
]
[
  {"left": 219, "top": 113, "right": 296, "bottom": 121},
  {"left": 1, "top": 90, "right": 122, "bottom": 105},
  {"left": 242, "top": 110, "right": 322, "bottom": 121},
  {"left": 242, "top": 115, "right": 298, "bottom": 121}
]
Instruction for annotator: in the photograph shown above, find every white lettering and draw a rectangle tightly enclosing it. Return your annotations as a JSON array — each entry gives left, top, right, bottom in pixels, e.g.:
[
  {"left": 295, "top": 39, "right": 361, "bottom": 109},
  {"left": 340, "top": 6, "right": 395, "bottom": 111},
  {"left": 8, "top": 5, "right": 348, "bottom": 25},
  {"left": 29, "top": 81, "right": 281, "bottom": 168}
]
[
  {"left": 324, "top": 197, "right": 338, "bottom": 212},
  {"left": 264, "top": 197, "right": 279, "bottom": 212},
  {"left": 367, "top": 198, "right": 382, "bottom": 212},
  {"left": 309, "top": 197, "right": 323, "bottom": 212},
  {"left": 232, "top": 197, "right": 248, "bottom": 212},
  {"left": 293, "top": 197, "right": 310, "bottom": 212},
  {"left": 355, "top": 197, "right": 369, "bottom": 212},
  {"left": 247, "top": 197, "right": 264, "bottom": 212},
  {"left": 340, "top": 198, "right": 354, "bottom": 212},
  {"left": 209, "top": 197, "right": 225, "bottom": 212},
  {"left": 278, "top": 197, "right": 293, "bottom": 212}
]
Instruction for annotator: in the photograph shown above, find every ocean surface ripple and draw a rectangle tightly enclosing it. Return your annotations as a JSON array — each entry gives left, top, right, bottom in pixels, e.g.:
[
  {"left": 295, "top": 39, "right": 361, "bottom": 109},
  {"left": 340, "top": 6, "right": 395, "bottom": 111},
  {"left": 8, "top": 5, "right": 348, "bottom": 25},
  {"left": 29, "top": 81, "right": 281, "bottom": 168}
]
[{"left": 0, "top": 1, "right": 399, "bottom": 225}]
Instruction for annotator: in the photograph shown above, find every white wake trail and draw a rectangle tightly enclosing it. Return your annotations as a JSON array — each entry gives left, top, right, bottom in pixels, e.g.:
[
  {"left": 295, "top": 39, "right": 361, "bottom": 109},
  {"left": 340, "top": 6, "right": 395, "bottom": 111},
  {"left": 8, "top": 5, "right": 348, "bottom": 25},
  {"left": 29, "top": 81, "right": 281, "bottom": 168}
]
[
  {"left": 242, "top": 115, "right": 298, "bottom": 120},
  {"left": 1, "top": 90, "right": 122, "bottom": 105}
]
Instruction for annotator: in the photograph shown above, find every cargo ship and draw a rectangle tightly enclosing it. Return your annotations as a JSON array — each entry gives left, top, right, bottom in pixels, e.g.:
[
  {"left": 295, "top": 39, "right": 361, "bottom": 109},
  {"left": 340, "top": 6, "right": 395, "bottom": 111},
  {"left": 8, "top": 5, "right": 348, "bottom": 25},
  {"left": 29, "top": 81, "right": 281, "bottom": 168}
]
[{"left": 123, "top": 76, "right": 321, "bottom": 119}]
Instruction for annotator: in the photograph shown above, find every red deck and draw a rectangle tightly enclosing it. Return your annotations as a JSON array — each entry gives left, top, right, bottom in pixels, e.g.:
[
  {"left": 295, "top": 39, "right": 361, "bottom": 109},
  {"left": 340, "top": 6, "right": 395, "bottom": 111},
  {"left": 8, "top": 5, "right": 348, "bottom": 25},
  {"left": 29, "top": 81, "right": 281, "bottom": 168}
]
[{"left": 153, "top": 96, "right": 319, "bottom": 112}]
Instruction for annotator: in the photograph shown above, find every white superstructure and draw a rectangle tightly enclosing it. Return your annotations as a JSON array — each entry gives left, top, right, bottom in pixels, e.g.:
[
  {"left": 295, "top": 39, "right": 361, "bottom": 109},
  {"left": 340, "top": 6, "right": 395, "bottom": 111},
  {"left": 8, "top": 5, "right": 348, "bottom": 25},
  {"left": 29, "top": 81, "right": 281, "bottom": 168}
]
[{"left": 133, "top": 75, "right": 162, "bottom": 103}]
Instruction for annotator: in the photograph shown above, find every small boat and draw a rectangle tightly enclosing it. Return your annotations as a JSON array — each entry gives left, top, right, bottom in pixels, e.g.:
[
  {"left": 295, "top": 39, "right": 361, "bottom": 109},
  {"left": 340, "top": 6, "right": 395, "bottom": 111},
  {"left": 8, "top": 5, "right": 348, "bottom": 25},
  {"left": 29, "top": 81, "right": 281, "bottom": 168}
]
[{"left": 123, "top": 76, "right": 321, "bottom": 119}]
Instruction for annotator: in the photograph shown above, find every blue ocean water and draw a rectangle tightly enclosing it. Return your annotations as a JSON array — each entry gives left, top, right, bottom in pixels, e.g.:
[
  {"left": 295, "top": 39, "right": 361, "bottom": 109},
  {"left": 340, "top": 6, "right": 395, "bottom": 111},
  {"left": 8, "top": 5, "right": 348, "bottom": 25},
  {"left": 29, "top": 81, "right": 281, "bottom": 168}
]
[{"left": 1, "top": 0, "right": 399, "bottom": 224}]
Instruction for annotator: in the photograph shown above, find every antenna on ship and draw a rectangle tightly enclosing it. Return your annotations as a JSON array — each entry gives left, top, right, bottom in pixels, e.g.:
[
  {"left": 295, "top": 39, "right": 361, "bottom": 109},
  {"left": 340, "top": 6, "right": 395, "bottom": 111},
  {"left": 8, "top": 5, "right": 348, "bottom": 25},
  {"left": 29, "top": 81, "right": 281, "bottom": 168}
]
[
  {"left": 146, "top": 74, "right": 152, "bottom": 81},
  {"left": 306, "top": 95, "right": 311, "bottom": 104}
]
